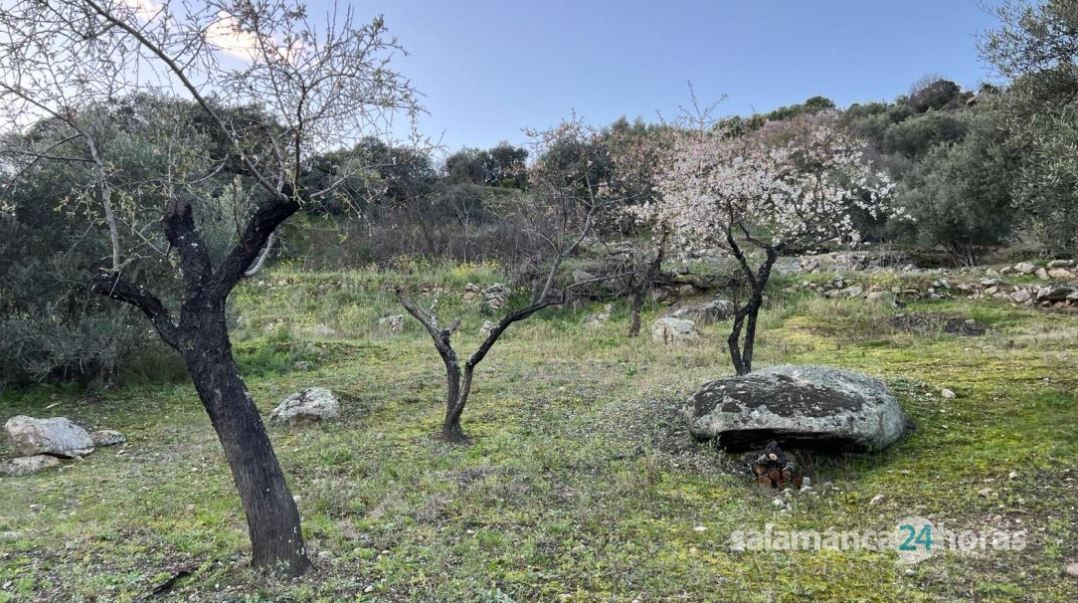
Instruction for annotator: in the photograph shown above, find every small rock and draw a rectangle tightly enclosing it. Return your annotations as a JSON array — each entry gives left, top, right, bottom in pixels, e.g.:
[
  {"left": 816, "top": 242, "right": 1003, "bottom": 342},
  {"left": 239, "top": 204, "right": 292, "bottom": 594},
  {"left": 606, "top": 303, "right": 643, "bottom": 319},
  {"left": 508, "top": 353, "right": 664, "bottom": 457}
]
[
  {"left": 650, "top": 317, "right": 698, "bottom": 346},
  {"left": 692, "top": 525, "right": 707, "bottom": 533},
  {"left": 1047, "top": 259, "right": 1075, "bottom": 269},
  {"left": 842, "top": 285, "right": 864, "bottom": 299},
  {"left": 1008, "top": 470, "right": 1018, "bottom": 480},
  {"left": 89, "top": 430, "right": 126, "bottom": 447},
  {"left": 1065, "top": 561, "right": 1078, "bottom": 577},
  {"left": 771, "top": 497, "right": 785, "bottom": 508},
  {"left": 978, "top": 488, "right": 993, "bottom": 498},
  {"left": 479, "top": 320, "right": 496, "bottom": 339},
  {"left": 800, "top": 476, "right": 812, "bottom": 490},
  {"left": 1009, "top": 289, "right": 1032, "bottom": 304},
  {"left": 0, "top": 455, "right": 61, "bottom": 477},
  {"left": 293, "top": 361, "right": 313, "bottom": 371},
  {"left": 941, "top": 389, "right": 956, "bottom": 399},
  {"left": 1013, "top": 262, "right": 1037, "bottom": 275},
  {"left": 869, "top": 494, "right": 886, "bottom": 505},
  {"left": 269, "top": 387, "right": 340, "bottom": 425},
  {"left": 1047, "top": 268, "right": 1074, "bottom": 280},
  {"left": 462, "top": 283, "right": 481, "bottom": 302},
  {"left": 1035, "top": 267, "right": 1050, "bottom": 281}
]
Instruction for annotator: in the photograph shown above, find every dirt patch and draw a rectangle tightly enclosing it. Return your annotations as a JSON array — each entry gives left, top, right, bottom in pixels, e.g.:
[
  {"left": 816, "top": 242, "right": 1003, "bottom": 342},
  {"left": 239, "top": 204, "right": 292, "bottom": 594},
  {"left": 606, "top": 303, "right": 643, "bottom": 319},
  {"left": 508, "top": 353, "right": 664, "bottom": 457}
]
[{"left": 890, "top": 313, "right": 987, "bottom": 337}]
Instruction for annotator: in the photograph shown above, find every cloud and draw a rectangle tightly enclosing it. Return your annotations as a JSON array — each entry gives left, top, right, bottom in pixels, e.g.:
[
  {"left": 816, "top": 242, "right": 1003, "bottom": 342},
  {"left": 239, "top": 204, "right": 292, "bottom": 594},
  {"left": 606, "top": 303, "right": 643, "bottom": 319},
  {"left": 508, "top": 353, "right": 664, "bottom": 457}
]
[
  {"left": 117, "top": 0, "right": 162, "bottom": 22},
  {"left": 204, "top": 10, "right": 264, "bottom": 62}
]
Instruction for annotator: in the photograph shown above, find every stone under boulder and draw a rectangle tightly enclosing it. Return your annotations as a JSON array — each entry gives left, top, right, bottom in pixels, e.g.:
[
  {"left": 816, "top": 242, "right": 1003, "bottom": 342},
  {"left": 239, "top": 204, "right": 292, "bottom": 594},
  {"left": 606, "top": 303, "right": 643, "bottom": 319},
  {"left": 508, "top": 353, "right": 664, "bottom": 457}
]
[
  {"left": 684, "top": 365, "right": 912, "bottom": 452},
  {"left": 4, "top": 416, "right": 94, "bottom": 458},
  {"left": 269, "top": 387, "right": 340, "bottom": 425}
]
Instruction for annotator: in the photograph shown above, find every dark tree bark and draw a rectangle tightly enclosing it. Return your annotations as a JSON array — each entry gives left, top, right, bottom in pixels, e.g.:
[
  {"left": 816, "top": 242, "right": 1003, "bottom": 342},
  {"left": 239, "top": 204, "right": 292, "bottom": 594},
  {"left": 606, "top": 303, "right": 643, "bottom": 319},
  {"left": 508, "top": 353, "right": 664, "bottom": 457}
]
[
  {"left": 92, "top": 197, "right": 310, "bottom": 575},
  {"left": 724, "top": 227, "right": 781, "bottom": 376}
]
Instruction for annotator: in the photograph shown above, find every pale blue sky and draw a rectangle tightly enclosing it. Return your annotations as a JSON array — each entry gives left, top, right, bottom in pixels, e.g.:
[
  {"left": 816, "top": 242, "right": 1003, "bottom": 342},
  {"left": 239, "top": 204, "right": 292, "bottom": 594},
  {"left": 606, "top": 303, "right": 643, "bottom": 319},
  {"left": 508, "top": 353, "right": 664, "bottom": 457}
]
[{"left": 319, "top": 1, "right": 1003, "bottom": 150}]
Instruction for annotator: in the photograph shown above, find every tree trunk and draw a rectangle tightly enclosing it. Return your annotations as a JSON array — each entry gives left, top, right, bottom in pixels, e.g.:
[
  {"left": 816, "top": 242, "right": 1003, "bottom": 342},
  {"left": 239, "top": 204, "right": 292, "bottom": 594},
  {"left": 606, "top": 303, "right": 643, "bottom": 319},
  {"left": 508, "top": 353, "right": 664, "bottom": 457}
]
[
  {"left": 727, "top": 248, "right": 778, "bottom": 376},
  {"left": 441, "top": 353, "right": 469, "bottom": 443},
  {"left": 182, "top": 308, "right": 310, "bottom": 576}
]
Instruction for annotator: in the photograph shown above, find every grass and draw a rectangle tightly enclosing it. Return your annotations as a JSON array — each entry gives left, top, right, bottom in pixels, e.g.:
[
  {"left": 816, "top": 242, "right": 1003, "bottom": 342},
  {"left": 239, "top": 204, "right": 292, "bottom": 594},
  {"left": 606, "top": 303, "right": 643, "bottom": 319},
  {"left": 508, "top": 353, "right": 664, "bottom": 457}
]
[{"left": 1, "top": 263, "right": 1076, "bottom": 602}]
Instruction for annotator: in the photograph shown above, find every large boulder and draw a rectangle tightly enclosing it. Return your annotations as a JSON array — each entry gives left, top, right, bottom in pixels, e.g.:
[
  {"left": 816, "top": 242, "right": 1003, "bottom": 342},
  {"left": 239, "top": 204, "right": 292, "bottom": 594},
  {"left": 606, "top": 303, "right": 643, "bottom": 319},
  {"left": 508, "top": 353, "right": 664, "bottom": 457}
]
[
  {"left": 269, "top": 388, "right": 340, "bottom": 425},
  {"left": 684, "top": 365, "right": 912, "bottom": 452},
  {"left": 4, "top": 416, "right": 94, "bottom": 458},
  {"left": 651, "top": 317, "right": 699, "bottom": 346}
]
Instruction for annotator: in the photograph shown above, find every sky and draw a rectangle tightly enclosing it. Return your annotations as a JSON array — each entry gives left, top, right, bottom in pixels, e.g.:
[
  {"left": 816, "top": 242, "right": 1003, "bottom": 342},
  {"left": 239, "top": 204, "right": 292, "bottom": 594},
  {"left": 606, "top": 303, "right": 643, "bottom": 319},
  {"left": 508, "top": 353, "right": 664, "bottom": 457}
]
[{"left": 308, "top": 0, "right": 1004, "bottom": 152}]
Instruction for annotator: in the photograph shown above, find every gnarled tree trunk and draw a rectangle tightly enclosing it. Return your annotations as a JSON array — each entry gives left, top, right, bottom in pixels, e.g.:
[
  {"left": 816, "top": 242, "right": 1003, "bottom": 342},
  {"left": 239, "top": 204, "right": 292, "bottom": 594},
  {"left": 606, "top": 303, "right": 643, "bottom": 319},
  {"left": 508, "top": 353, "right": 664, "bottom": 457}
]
[
  {"left": 181, "top": 308, "right": 308, "bottom": 574},
  {"left": 93, "top": 197, "right": 310, "bottom": 575}
]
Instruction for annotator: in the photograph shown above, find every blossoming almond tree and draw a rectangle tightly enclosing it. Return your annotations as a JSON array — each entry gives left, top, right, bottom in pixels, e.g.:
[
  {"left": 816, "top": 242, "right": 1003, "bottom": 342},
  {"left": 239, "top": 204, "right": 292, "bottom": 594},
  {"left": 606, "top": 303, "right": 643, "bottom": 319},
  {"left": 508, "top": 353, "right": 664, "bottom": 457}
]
[{"left": 646, "top": 112, "right": 899, "bottom": 375}]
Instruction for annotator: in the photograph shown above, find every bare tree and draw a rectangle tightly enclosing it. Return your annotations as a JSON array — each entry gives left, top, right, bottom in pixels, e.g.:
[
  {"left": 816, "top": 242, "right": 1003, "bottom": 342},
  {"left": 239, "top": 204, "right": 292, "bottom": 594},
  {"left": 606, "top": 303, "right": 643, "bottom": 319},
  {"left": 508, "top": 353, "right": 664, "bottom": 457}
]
[
  {"left": 396, "top": 119, "right": 609, "bottom": 443},
  {"left": 0, "top": 0, "right": 419, "bottom": 575}
]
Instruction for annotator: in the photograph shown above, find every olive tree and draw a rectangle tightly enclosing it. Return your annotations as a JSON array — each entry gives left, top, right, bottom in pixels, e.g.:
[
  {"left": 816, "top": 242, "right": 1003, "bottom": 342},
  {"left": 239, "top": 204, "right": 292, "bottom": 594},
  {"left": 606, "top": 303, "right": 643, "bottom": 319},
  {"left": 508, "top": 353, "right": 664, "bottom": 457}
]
[
  {"left": 644, "top": 112, "right": 899, "bottom": 375},
  {"left": 0, "top": 0, "right": 418, "bottom": 575}
]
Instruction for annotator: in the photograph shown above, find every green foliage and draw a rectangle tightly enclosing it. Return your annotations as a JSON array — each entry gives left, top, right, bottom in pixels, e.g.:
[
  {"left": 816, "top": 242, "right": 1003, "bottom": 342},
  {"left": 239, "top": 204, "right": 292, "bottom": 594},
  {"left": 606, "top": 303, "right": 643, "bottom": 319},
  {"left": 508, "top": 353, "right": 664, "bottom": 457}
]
[
  {"left": 893, "top": 108, "right": 1020, "bottom": 261},
  {"left": 906, "top": 78, "right": 965, "bottom": 113},
  {"left": 1012, "top": 111, "right": 1078, "bottom": 255},
  {"left": 881, "top": 110, "right": 969, "bottom": 158}
]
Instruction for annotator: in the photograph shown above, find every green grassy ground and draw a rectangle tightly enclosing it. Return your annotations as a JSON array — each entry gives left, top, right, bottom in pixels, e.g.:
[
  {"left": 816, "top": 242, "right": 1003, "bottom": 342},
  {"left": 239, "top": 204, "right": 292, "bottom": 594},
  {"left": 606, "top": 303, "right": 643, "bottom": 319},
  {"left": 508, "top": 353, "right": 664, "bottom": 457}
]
[{"left": 1, "top": 262, "right": 1076, "bottom": 602}]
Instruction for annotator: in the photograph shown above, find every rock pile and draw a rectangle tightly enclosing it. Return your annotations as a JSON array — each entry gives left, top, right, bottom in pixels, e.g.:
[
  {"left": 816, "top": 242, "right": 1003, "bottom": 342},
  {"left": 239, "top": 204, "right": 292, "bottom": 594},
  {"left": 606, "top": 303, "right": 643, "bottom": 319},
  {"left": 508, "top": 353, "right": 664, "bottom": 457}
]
[
  {"left": 462, "top": 283, "right": 511, "bottom": 311},
  {"left": 482, "top": 284, "right": 510, "bottom": 310},
  {"left": 751, "top": 441, "right": 804, "bottom": 489},
  {"left": 785, "top": 260, "right": 1078, "bottom": 310}
]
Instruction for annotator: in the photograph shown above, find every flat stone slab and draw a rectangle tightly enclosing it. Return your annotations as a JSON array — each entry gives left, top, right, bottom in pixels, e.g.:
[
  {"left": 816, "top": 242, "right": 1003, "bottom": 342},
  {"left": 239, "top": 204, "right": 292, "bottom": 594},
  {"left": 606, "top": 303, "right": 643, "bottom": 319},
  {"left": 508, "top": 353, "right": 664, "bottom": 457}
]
[{"left": 684, "top": 365, "right": 912, "bottom": 452}]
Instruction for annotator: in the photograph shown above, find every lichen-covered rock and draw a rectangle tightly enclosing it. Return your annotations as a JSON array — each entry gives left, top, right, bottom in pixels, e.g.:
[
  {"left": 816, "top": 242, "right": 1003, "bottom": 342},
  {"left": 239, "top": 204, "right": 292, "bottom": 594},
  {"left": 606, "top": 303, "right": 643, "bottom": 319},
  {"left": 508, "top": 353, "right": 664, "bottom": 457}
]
[
  {"left": 269, "top": 388, "right": 340, "bottom": 425},
  {"left": 89, "top": 430, "right": 126, "bottom": 447},
  {"left": 684, "top": 365, "right": 912, "bottom": 452},
  {"left": 4, "top": 416, "right": 94, "bottom": 458},
  {"left": 668, "top": 297, "right": 735, "bottom": 324},
  {"left": 0, "top": 454, "right": 61, "bottom": 477},
  {"left": 650, "top": 317, "right": 698, "bottom": 346}
]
